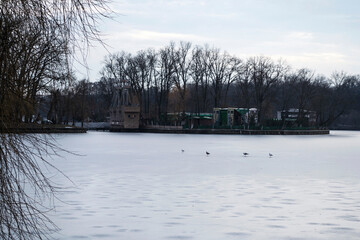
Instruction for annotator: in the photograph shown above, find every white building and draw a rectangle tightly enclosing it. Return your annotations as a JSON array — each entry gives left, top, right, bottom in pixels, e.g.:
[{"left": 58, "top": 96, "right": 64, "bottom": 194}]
[{"left": 277, "top": 108, "right": 316, "bottom": 126}]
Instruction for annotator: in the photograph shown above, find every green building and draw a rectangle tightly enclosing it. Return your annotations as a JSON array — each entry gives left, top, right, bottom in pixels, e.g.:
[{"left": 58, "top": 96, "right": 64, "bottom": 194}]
[{"left": 213, "top": 108, "right": 257, "bottom": 128}]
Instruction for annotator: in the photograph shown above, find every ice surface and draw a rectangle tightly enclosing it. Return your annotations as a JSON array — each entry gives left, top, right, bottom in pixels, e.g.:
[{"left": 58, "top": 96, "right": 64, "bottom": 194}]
[{"left": 48, "top": 131, "right": 360, "bottom": 239}]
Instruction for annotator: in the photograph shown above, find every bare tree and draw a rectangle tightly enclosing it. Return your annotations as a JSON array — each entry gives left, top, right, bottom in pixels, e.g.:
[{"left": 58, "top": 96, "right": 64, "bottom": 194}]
[
  {"left": 236, "top": 62, "right": 253, "bottom": 109},
  {"left": 292, "top": 69, "right": 316, "bottom": 126},
  {"left": 312, "top": 73, "right": 357, "bottom": 127},
  {"left": 0, "top": 0, "right": 111, "bottom": 239},
  {"left": 0, "top": 133, "right": 64, "bottom": 239},
  {"left": 207, "top": 47, "right": 227, "bottom": 108},
  {"left": 223, "top": 56, "right": 242, "bottom": 106},
  {"left": 74, "top": 79, "right": 91, "bottom": 127},
  {"left": 154, "top": 43, "right": 176, "bottom": 122},
  {"left": 247, "top": 56, "right": 288, "bottom": 125},
  {"left": 100, "top": 52, "right": 129, "bottom": 84},
  {"left": 144, "top": 49, "right": 157, "bottom": 120},
  {"left": 190, "top": 46, "right": 211, "bottom": 113},
  {"left": 330, "top": 71, "right": 348, "bottom": 87},
  {"left": 126, "top": 50, "right": 155, "bottom": 118},
  {"left": 173, "top": 41, "right": 192, "bottom": 114},
  {"left": 96, "top": 77, "right": 119, "bottom": 113}
]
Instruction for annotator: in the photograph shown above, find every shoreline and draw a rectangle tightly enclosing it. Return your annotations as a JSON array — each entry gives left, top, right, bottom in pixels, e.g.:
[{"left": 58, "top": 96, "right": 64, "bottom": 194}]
[
  {"left": 2, "top": 124, "right": 331, "bottom": 135},
  {"left": 2, "top": 126, "right": 87, "bottom": 134},
  {"left": 109, "top": 127, "right": 330, "bottom": 135}
]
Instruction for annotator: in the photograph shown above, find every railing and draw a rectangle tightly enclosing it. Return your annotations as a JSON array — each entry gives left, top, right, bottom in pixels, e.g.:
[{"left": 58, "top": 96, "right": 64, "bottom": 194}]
[{"left": 143, "top": 125, "right": 182, "bottom": 130}]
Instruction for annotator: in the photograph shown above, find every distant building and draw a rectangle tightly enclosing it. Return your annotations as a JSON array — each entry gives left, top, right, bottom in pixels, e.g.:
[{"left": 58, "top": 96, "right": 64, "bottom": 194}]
[
  {"left": 154, "top": 112, "right": 213, "bottom": 129},
  {"left": 110, "top": 83, "right": 140, "bottom": 129},
  {"left": 185, "top": 113, "right": 213, "bottom": 129},
  {"left": 213, "top": 108, "right": 257, "bottom": 128},
  {"left": 277, "top": 108, "right": 316, "bottom": 126}
]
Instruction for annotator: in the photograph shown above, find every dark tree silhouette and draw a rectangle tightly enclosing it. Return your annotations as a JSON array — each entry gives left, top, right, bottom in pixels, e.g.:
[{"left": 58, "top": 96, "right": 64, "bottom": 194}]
[{"left": 0, "top": 0, "right": 111, "bottom": 239}]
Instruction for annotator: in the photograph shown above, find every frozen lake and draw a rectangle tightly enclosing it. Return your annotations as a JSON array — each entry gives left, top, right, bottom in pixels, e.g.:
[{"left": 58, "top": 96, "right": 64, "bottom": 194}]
[{"left": 49, "top": 131, "right": 360, "bottom": 240}]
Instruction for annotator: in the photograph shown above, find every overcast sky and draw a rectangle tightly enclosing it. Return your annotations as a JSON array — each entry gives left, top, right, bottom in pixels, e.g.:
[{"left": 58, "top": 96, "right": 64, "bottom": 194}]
[{"left": 77, "top": 0, "right": 360, "bottom": 81}]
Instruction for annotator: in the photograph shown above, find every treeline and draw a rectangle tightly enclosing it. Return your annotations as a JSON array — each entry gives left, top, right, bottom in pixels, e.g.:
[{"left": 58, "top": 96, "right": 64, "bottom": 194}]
[
  {"left": 0, "top": 0, "right": 107, "bottom": 128},
  {"left": 0, "top": 7, "right": 68, "bottom": 125},
  {"left": 38, "top": 42, "right": 360, "bottom": 128}
]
